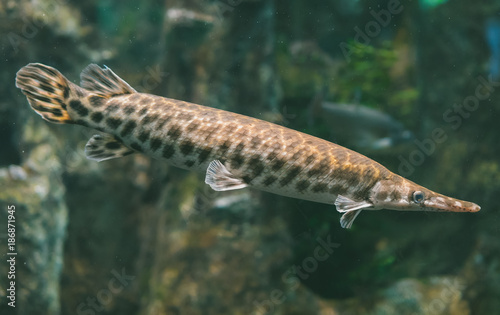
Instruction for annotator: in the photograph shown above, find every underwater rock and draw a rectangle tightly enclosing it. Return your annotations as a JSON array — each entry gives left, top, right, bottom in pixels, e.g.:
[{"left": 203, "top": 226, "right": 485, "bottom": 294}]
[
  {"left": 0, "top": 119, "right": 68, "bottom": 315},
  {"left": 320, "top": 276, "right": 470, "bottom": 315}
]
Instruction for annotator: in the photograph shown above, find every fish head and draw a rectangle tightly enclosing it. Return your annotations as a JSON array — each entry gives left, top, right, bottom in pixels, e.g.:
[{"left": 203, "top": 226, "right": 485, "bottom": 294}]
[{"left": 369, "top": 178, "right": 481, "bottom": 213}]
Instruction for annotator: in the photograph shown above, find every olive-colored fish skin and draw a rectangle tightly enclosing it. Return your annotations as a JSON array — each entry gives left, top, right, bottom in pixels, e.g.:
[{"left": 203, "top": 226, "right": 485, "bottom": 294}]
[{"left": 15, "top": 63, "right": 481, "bottom": 228}]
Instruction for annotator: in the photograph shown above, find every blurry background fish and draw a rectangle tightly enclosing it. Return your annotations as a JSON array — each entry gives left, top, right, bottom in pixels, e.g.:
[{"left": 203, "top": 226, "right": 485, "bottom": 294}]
[
  {"left": 486, "top": 15, "right": 500, "bottom": 79},
  {"left": 309, "top": 93, "right": 414, "bottom": 150}
]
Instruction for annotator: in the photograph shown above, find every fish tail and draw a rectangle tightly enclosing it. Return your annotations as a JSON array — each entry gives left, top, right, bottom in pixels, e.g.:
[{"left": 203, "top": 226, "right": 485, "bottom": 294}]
[{"left": 15, "top": 63, "right": 83, "bottom": 124}]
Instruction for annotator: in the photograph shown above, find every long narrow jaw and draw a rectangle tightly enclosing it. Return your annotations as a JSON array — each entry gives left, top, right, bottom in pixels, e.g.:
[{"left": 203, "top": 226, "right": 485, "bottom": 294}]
[
  {"left": 423, "top": 193, "right": 481, "bottom": 213},
  {"left": 371, "top": 179, "right": 481, "bottom": 213}
]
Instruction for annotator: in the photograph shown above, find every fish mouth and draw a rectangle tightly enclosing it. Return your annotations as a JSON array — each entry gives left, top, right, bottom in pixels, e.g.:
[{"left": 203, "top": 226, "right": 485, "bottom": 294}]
[{"left": 424, "top": 196, "right": 481, "bottom": 213}]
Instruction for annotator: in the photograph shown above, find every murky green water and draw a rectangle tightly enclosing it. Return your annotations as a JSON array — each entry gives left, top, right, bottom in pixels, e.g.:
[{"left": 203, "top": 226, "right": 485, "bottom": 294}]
[{"left": 1, "top": 1, "right": 498, "bottom": 314}]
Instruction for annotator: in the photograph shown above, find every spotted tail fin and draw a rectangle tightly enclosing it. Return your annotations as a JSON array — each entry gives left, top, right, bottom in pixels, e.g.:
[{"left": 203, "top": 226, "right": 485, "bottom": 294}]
[{"left": 15, "top": 63, "right": 83, "bottom": 124}]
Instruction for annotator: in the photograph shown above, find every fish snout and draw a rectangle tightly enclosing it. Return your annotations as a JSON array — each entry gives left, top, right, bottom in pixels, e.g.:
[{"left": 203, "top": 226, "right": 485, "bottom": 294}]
[{"left": 424, "top": 195, "right": 481, "bottom": 213}]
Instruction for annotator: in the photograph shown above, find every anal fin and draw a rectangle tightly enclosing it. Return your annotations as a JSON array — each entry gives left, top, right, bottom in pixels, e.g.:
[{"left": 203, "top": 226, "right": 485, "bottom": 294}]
[
  {"left": 85, "top": 134, "right": 134, "bottom": 162},
  {"left": 205, "top": 160, "right": 248, "bottom": 191}
]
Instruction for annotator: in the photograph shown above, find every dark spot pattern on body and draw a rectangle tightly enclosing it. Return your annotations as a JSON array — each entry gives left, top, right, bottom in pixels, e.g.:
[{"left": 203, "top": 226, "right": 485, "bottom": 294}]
[
  {"left": 184, "top": 160, "right": 196, "bottom": 167},
  {"left": 263, "top": 176, "right": 277, "bottom": 186},
  {"left": 106, "top": 118, "right": 122, "bottom": 129},
  {"left": 139, "top": 107, "right": 148, "bottom": 116},
  {"left": 123, "top": 105, "right": 135, "bottom": 115},
  {"left": 312, "top": 183, "right": 328, "bottom": 193},
  {"left": 167, "top": 125, "right": 182, "bottom": 141},
  {"left": 272, "top": 159, "right": 286, "bottom": 171},
  {"left": 231, "top": 155, "right": 245, "bottom": 169},
  {"left": 218, "top": 141, "right": 231, "bottom": 155},
  {"left": 235, "top": 142, "right": 245, "bottom": 153},
  {"left": 90, "top": 112, "right": 104, "bottom": 123},
  {"left": 162, "top": 144, "right": 176, "bottom": 158},
  {"left": 89, "top": 95, "right": 104, "bottom": 107},
  {"left": 120, "top": 121, "right": 137, "bottom": 137},
  {"left": 130, "top": 142, "right": 143, "bottom": 152},
  {"left": 142, "top": 114, "right": 159, "bottom": 125},
  {"left": 105, "top": 141, "right": 122, "bottom": 150},
  {"left": 280, "top": 166, "right": 301, "bottom": 186},
  {"left": 296, "top": 180, "right": 311, "bottom": 192},
  {"left": 69, "top": 99, "right": 89, "bottom": 116},
  {"left": 75, "top": 119, "right": 88, "bottom": 127},
  {"left": 180, "top": 140, "right": 195, "bottom": 155},
  {"left": 197, "top": 147, "right": 212, "bottom": 163},
  {"left": 150, "top": 138, "right": 162, "bottom": 151},
  {"left": 242, "top": 175, "right": 253, "bottom": 184},
  {"left": 308, "top": 158, "right": 330, "bottom": 177},
  {"left": 138, "top": 130, "right": 151, "bottom": 143},
  {"left": 105, "top": 101, "right": 120, "bottom": 113},
  {"left": 266, "top": 151, "right": 278, "bottom": 161},
  {"left": 247, "top": 156, "right": 265, "bottom": 179},
  {"left": 305, "top": 154, "right": 316, "bottom": 165},
  {"left": 329, "top": 183, "right": 348, "bottom": 196},
  {"left": 345, "top": 175, "right": 361, "bottom": 190}
]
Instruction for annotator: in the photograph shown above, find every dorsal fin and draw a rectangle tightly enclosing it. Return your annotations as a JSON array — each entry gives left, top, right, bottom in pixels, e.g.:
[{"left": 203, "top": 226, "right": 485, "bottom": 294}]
[{"left": 80, "top": 64, "right": 136, "bottom": 97}]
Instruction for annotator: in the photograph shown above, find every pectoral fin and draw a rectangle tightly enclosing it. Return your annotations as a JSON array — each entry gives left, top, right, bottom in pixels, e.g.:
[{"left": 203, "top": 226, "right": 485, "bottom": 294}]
[
  {"left": 205, "top": 160, "right": 248, "bottom": 191},
  {"left": 340, "top": 210, "right": 363, "bottom": 229},
  {"left": 335, "top": 195, "right": 373, "bottom": 229},
  {"left": 335, "top": 195, "right": 373, "bottom": 212}
]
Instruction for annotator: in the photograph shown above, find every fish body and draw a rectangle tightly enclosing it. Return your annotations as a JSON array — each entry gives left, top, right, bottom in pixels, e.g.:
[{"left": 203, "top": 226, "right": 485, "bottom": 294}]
[{"left": 15, "top": 63, "right": 480, "bottom": 228}]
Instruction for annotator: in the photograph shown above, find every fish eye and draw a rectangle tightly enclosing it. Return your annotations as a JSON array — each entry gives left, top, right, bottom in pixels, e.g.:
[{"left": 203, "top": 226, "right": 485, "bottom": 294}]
[{"left": 412, "top": 191, "right": 425, "bottom": 204}]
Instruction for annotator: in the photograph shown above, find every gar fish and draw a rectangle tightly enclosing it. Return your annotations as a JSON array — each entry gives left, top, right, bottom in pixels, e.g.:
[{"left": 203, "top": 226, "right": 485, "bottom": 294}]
[{"left": 15, "top": 63, "right": 480, "bottom": 228}]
